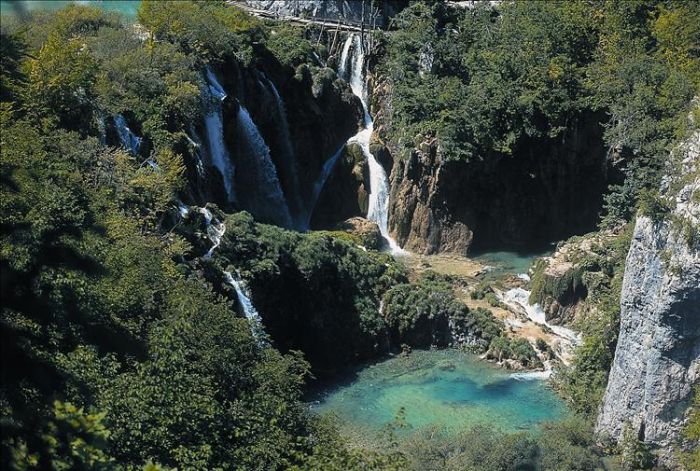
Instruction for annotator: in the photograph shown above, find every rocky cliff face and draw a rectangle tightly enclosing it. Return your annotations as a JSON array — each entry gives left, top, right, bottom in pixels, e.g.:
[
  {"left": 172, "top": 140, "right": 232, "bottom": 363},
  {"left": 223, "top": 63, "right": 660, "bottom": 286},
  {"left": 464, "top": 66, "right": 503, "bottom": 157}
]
[
  {"left": 179, "top": 49, "right": 362, "bottom": 228},
  {"left": 243, "top": 0, "right": 408, "bottom": 28},
  {"left": 384, "top": 110, "right": 609, "bottom": 255},
  {"left": 596, "top": 132, "right": 700, "bottom": 465}
]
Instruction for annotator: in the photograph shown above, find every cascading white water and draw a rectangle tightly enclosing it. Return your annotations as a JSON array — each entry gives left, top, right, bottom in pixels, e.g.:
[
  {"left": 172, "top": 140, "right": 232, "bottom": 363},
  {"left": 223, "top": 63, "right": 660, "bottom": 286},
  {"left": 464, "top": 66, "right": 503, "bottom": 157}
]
[
  {"left": 177, "top": 200, "right": 189, "bottom": 218},
  {"left": 510, "top": 361, "right": 553, "bottom": 381},
  {"left": 199, "top": 207, "right": 226, "bottom": 259},
  {"left": 236, "top": 105, "right": 293, "bottom": 228},
  {"left": 342, "top": 34, "right": 405, "bottom": 254},
  {"left": 339, "top": 34, "right": 354, "bottom": 80},
  {"left": 502, "top": 288, "right": 581, "bottom": 345},
  {"left": 260, "top": 74, "right": 304, "bottom": 229},
  {"left": 114, "top": 114, "right": 142, "bottom": 154},
  {"left": 499, "top": 287, "right": 581, "bottom": 370},
  {"left": 224, "top": 271, "right": 265, "bottom": 339},
  {"left": 203, "top": 67, "right": 237, "bottom": 202},
  {"left": 187, "top": 127, "right": 206, "bottom": 177}
]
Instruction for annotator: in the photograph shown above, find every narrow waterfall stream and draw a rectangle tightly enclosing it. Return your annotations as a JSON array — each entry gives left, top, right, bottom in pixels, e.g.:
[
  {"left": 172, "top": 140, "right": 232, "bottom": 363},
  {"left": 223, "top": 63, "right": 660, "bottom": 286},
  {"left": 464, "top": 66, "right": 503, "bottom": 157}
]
[
  {"left": 260, "top": 74, "right": 304, "bottom": 229},
  {"left": 114, "top": 114, "right": 142, "bottom": 154},
  {"left": 340, "top": 34, "right": 405, "bottom": 254},
  {"left": 204, "top": 67, "right": 237, "bottom": 203},
  {"left": 224, "top": 271, "right": 266, "bottom": 339},
  {"left": 186, "top": 127, "right": 205, "bottom": 176},
  {"left": 196, "top": 204, "right": 264, "bottom": 337},
  {"left": 199, "top": 207, "right": 226, "bottom": 259},
  {"left": 235, "top": 105, "right": 293, "bottom": 228}
]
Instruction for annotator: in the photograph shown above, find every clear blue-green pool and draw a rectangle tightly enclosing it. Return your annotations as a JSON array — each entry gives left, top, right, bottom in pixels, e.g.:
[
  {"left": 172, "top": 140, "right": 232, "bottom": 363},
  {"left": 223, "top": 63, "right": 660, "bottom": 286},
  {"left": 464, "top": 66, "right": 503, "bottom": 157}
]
[
  {"left": 311, "top": 349, "right": 567, "bottom": 438},
  {"left": 471, "top": 247, "right": 554, "bottom": 281},
  {"left": 0, "top": 1, "right": 140, "bottom": 18}
]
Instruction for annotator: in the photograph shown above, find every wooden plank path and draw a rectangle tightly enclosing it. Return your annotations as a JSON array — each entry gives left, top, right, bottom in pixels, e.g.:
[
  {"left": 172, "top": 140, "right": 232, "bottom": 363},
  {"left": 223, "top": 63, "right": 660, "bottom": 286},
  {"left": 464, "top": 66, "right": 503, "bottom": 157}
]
[{"left": 226, "top": 1, "right": 379, "bottom": 33}]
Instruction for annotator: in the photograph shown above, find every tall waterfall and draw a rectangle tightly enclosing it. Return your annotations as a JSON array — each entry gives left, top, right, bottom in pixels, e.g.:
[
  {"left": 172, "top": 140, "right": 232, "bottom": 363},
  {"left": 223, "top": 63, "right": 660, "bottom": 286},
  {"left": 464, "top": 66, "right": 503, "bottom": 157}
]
[
  {"left": 114, "top": 114, "right": 141, "bottom": 155},
  {"left": 260, "top": 74, "right": 304, "bottom": 229},
  {"left": 224, "top": 271, "right": 265, "bottom": 339},
  {"left": 341, "top": 34, "right": 405, "bottom": 254},
  {"left": 203, "top": 67, "right": 237, "bottom": 203},
  {"left": 235, "top": 105, "right": 293, "bottom": 228}
]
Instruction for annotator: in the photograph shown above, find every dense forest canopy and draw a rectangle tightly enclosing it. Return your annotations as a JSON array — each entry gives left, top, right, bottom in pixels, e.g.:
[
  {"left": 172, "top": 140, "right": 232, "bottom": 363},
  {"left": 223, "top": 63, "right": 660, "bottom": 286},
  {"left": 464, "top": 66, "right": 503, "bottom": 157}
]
[
  {"left": 1, "top": 0, "right": 698, "bottom": 469},
  {"left": 381, "top": 0, "right": 698, "bottom": 225}
]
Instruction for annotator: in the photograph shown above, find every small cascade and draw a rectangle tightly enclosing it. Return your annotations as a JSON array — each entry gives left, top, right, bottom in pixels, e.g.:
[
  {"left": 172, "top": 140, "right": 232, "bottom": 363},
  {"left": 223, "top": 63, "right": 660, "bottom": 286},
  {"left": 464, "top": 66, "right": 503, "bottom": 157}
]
[
  {"left": 510, "top": 361, "right": 553, "bottom": 381},
  {"left": 235, "top": 105, "right": 293, "bottom": 228},
  {"left": 342, "top": 34, "right": 405, "bottom": 254},
  {"left": 114, "top": 114, "right": 142, "bottom": 154},
  {"left": 199, "top": 207, "right": 226, "bottom": 259},
  {"left": 224, "top": 271, "right": 265, "bottom": 339},
  {"left": 500, "top": 287, "right": 581, "bottom": 365},
  {"left": 260, "top": 74, "right": 304, "bottom": 229},
  {"left": 187, "top": 127, "right": 206, "bottom": 176},
  {"left": 177, "top": 200, "right": 189, "bottom": 218},
  {"left": 203, "top": 67, "right": 237, "bottom": 202}
]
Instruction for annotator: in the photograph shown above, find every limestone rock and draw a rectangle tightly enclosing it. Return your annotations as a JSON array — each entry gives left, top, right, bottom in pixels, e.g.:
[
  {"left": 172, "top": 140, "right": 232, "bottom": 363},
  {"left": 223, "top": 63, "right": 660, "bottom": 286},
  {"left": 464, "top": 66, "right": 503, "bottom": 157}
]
[
  {"left": 335, "top": 217, "right": 383, "bottom": 250},
  {"left": 596, "top": 131, "right": 700, "bottom": 467}
]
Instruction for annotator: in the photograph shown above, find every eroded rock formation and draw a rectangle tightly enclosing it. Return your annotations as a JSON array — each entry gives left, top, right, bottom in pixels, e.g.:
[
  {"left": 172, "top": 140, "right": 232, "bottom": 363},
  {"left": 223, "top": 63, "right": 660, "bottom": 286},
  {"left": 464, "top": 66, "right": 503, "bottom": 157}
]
[{"left": 596, "top": 132, "right": 700, "bottom": 466}]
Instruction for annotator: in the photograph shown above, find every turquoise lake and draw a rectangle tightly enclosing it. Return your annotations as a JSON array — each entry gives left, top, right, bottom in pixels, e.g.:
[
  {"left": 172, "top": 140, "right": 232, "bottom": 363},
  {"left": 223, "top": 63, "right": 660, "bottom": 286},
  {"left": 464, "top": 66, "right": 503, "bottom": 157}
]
[
  {"left": 311, "top": 349, "right": 568, "bottom": 438},
  {"left": 471, "top": 247, "right": 554, "bottom": 281},
  {"left": 0, "top": 1, "right": 140, "bottom": 18}
]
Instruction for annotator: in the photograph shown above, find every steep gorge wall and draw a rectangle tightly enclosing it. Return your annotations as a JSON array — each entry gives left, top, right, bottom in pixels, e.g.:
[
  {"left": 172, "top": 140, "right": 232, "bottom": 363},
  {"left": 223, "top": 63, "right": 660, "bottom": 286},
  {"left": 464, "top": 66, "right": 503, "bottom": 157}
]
[
  {"left": 596, "top": 133, "right": 700, "bottom": 465},
  {"left": 180, "top": 48, "right": 362, "bottom": 227},
  {"left": 242, "top": 0, "right": 408, "bottom": 28},
  {"left": 386, "top": 111, "right": 609, "bottom": 255}
]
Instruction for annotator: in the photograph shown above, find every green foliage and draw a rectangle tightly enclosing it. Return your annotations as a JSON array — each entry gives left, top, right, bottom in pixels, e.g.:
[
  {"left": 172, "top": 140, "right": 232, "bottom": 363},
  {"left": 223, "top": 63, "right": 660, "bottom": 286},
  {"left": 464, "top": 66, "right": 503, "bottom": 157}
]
[
  {"left": 554, "top": 227, "right": 633, "bottom": 415},
  {"left": 25, "top": 32, "right": 98, "bottom": 131},
  {"left": 637, "top": 188, "right": 672, "bottom": 222},
  {"left": 619, "top": 425, "right": 655, "bottom": 470},
  {"left": 382, "top": 274, "right": 467, "bottom": 348},
  {"left": 382, "top": 0, "right": 699, "bottom": 224},
  {"left": 137, "top": 0, "right": 265, "bottom": 63},
  {"left": 382, "top": 1, "right": 599, "bottom": 159},
  {"left": 680, "top": 385, "right": 700, "bottom": 470},
  {"left": 487, "top": 335, "right": 541, "bottom": 369},
  {"left": 265, "top": 25, "right": 315, "bottom": 68}
]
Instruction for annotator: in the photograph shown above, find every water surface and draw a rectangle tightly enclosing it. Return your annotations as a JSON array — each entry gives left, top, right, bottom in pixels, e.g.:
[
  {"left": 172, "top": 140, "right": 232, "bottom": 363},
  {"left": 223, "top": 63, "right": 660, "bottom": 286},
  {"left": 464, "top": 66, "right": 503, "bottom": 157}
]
[
  {"left": 311, "top": 349, "right": 567, "bottom": 438},
  {"left": 1, "top": 1, "right": 140, "bottom": 18},
  {"left": 471, "top": 247, "right": 554, "bottom": 281}
]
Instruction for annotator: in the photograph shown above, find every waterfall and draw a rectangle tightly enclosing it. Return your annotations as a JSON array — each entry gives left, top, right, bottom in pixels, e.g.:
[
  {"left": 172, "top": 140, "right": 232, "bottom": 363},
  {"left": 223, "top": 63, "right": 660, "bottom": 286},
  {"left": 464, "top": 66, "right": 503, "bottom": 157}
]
[
  {"left": 510, "top": 361, "right": 553, "bottom": 381},
  {"left": 114, "top": 114, "right": 141, "bottom": 155},
  {"left": 187, "top": 127, "right": 206, "bottom": 177},
  {"left": 260, "top": 74, "right": 304, "bottom": 229},
  {"left": 224, "top": 271, "right": 265, "bottom": 339},
  {"left": 342, "top": 34, "right": 405, "bottom": 254},
  {"left": 235, "top": 105, "right": 293, "bottom": 228},
  {"left": 339, "top": 34, "right": 354, "bottom": 80},
  {"left": 200, "top": 207, "right": 226, "bottom": 259},
  {"left": 203, "top": 67, "right": 237, "bottom": 202},
  {"left": 306, "top": 144, "right": 346, "bottom": 227},
  {"left": 499, "top": 287, "right": 581, "bottom": 366},
  {"left": 177, "top": 200, "right": 189, "bottom": 218}
]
